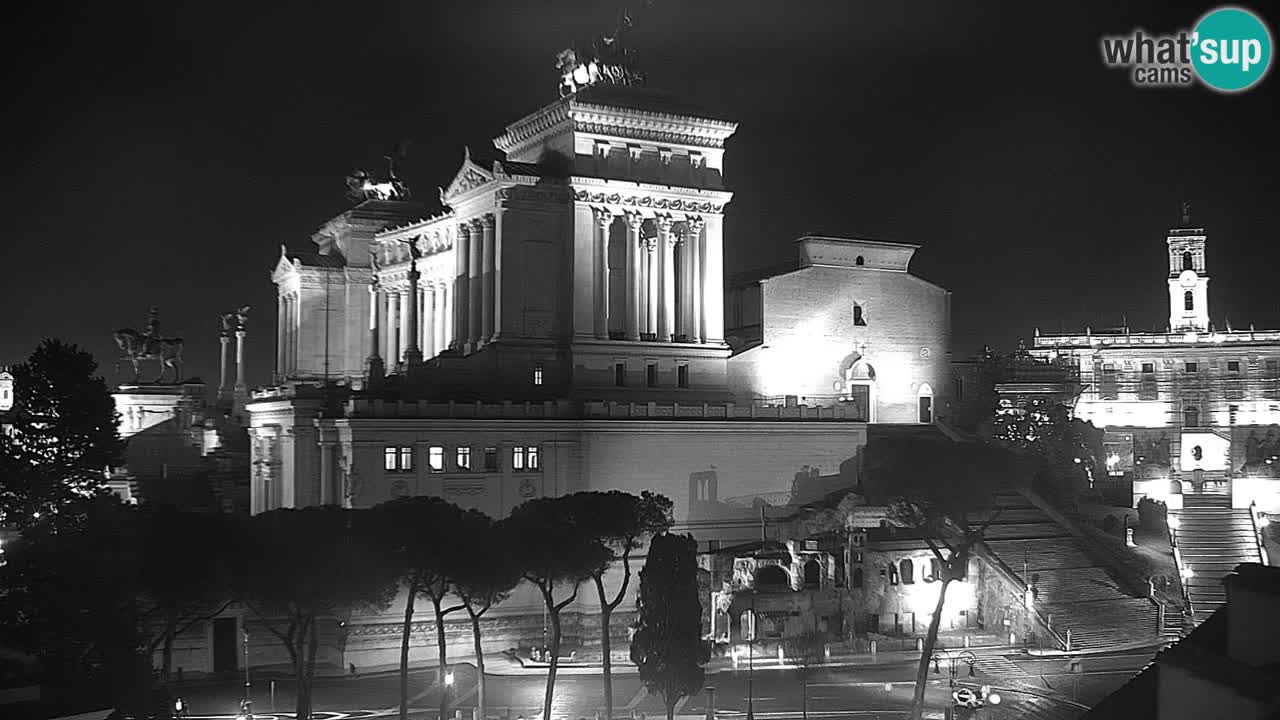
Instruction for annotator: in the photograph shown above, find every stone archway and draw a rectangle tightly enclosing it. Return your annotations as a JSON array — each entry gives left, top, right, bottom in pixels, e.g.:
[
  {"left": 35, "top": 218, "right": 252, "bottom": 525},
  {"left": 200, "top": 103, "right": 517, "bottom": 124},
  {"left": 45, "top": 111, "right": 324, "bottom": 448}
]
[
  {"left": 755, "top": 564, "right": 791, "bottom": 591},
  {"left": 838, "top": 351, "right": 876, "bottom": 422}
]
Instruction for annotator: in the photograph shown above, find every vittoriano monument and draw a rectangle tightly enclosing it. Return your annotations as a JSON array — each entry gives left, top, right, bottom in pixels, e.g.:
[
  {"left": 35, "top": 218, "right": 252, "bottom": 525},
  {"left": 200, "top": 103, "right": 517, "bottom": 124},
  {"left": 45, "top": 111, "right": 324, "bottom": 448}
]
[{"left": 114, "top": 307, "right": 185, "bottom": 384}]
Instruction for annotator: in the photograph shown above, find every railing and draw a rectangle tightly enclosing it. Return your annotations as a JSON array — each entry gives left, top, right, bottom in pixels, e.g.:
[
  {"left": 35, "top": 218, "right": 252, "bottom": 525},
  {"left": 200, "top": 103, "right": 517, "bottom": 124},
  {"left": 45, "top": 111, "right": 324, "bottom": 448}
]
[
  {"left": 971, "top": 540, "right": 1068, "bottom": 650},
  {"left": 1249, "top": 501, "right": 1270, "bottom": 566},
  {"left": 1169, "top": 519, "right": 1195, "bottom": 620}
]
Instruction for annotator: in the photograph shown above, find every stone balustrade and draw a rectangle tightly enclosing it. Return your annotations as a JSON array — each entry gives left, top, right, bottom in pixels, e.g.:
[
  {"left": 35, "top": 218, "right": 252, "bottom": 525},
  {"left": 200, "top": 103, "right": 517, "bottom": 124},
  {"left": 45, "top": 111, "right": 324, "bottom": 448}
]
[{"left": 338, "top": 398, "right": 871, "bottom": 421}]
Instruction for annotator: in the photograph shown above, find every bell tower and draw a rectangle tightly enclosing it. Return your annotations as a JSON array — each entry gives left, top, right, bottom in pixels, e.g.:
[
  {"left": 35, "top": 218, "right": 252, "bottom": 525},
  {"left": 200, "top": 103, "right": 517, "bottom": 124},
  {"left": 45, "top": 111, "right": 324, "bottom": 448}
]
[{"left": 1167, "top": 203, "right": 1209, "bottom": 333}]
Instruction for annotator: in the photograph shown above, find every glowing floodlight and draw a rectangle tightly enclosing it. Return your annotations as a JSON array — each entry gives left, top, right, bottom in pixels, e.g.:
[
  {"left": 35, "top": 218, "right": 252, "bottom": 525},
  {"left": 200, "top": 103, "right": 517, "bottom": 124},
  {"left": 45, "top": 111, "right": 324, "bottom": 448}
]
[{"left": 988, "top": 692, "right": 1002, "bottom": 705}]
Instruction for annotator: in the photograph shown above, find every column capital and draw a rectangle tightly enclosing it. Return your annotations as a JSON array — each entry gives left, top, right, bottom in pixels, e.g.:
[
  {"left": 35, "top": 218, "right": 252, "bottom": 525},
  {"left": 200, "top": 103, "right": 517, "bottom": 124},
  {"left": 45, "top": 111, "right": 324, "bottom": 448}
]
[
  {"left": 481, "top": 212, "right": 496, "bottom": 229},
  {"left": 625, "top": 211, "right": 645, "bottom": 231},
  {"left": 593, "top": 206, "right": 615, "bottom": 229},
  {"left": 642, "top": 236, "right": 658, "bottom": 253},
  {"left": 656, "top": 214, "right": 676, "bottom": 233},
  {"left": 686, "top": 215, "right": 706, "bottom": 234},
  {"left": 457, "top": 222, "right": 473, "bottom": 238}
]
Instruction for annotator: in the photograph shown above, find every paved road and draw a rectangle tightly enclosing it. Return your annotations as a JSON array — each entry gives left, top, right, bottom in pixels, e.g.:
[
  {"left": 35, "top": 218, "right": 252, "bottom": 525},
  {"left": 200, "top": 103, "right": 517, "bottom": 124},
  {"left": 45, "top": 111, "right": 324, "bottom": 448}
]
[{"left": 174, "top": 648, "right": 1156, "bottom": 720}]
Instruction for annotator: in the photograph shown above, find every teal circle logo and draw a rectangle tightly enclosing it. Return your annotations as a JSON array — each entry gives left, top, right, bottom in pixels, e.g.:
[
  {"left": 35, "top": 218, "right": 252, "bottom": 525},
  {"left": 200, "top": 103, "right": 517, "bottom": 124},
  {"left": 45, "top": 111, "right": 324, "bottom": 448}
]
[{"left": 1192, "top": 7, "right": 1273, "bottom": 92}]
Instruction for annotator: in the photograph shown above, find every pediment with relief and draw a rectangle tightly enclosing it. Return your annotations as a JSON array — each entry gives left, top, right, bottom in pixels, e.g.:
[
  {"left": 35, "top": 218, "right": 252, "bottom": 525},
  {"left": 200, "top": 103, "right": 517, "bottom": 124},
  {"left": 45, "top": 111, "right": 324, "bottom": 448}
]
[{"left": 441, "top": 147, "right": 495, "bottom": 203}]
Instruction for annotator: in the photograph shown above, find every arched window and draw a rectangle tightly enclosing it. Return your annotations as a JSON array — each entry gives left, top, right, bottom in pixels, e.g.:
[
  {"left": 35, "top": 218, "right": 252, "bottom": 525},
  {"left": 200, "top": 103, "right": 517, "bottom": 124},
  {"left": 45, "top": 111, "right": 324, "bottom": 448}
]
[
  {"left": 755, "top": 565, "right": 790, "bottom": 591},
  {"left": 853, "top": 304, "right": 867, "bottom": 326},
  {"left": 899, "top": 559, "right": 915, "bottom": 584},
  {"left": 1183, "top": 251, "right": 1193, "bottom": 271},
  {"left": 855, "top": 255, "right": 865, "bottom": 266},
  {"left": 1185, "top": 291, "right": 1194, "bottom": 311},
  {"left": 803, "top": 560, "right": 821, "bottom": 588},
  {"left": 926, "top": 557, "right": 942, "bottom": 582},
  {"left": 1184, "top": 406, "right": 1200, "bottom": 428},
  {"left": 852, "top": 567, "right": 864, "bottom": 588},
  {"left": 918, "top": 383, "right": 935, "bottom": 424}
]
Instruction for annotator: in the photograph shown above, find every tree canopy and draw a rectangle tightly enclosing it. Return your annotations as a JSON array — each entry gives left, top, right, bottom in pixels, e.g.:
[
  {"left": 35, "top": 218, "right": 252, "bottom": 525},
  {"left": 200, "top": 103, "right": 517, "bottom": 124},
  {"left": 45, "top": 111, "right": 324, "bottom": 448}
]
[
  {"left": 0, "top": 339, "right": 123, "bottom": 527},
  {"left": 631, "top": 532, "right": 708, "bottom": 720}
]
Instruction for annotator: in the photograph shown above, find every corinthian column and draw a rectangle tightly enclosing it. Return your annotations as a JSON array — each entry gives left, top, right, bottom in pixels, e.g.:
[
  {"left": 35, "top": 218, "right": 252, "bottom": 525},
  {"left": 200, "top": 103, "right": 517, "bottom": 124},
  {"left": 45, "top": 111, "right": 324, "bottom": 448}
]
[
  {"left": 480, "top": 213, "right": 496, "bottom": 344},
  {"left": 235, "top": 328, "right": 247, "bottom": 391},
  {"left": 594, "top": 208, "right": 613, "bottom": 339},
  {"left": 469, "top": 218, "right": 484, "bottom": 349},
  {"left": 404, "top": 256, "right": 422, "bottom": 367},
  {"left": 625, "top": 212, "right": 642, "bottom": 341},
  {"left": 645, "top": 237, "right": 659, "bottom": 338},
  {"left": 454, "top": 224, "right": 470, "bottom": 350},
  {"left": 657, "top": 215, "right": 676, "bottom": 342},
  {"left": 387, "top": 290, "right": 400, "bottom": 364},
  {"left": 219, "top": 333, "right": 230, "bottom": 392},
  {"left": 688, "top": 216, "right": 705, "bottom": 344},
  {"left": 367, "top": 283, "right": 384, "bottom": 381}
]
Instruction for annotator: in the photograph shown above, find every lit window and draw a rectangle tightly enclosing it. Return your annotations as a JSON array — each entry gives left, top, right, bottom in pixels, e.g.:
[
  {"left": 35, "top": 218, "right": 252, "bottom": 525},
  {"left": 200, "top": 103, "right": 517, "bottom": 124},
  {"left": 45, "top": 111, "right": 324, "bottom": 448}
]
[
  {"left": 677, "top": 364, "right": 689, "bottom": 389},
  {"left": 385, "top": 446, "right": 413, "bottom": 472},
  {"left": 513, "top": 445, "right": 541, "bottom": 471},
  {"left": 428, "top": 446, "right": 444, "bottom": 472},
  {"left": 456, "top": 446, "right": 471, "bottom": 471},
  {"left": 533, "top": 363, "right": 544, "bottom": 386},
  {"left": 484, "top": 447, "right": 498, "bottom": 471},
  {"left": 1228, "top": 361, "right": 1240, "bottom": 372},
  {"left": 646, "top": 363, "right": 657, "bottom": 387}
]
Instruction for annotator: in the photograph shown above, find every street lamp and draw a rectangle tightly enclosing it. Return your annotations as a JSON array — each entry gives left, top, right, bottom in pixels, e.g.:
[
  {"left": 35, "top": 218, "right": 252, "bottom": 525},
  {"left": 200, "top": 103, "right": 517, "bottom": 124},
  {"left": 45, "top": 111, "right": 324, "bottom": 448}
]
[
  {"left": 240, "top": 628, "right": 252, "bottom": 720},
  {"left": 747, "top": 591, "right": 756, "bottom": 720},
  {"left": 931, "top": 650, "right": 976, "bottom": 688},
  {"left": 444, "top": 665, "right": 455, "bottom": 720}
]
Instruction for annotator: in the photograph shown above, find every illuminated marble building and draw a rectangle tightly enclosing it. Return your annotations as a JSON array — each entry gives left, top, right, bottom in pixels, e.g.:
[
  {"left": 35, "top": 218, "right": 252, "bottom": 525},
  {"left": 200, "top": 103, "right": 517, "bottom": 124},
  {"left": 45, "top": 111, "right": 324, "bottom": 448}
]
[
  {"left": 244, "top": 73, "right": 952, "bottom": 670},
  {"left": 1030, "top": 212, "right": 1280, "bottom": 515}
]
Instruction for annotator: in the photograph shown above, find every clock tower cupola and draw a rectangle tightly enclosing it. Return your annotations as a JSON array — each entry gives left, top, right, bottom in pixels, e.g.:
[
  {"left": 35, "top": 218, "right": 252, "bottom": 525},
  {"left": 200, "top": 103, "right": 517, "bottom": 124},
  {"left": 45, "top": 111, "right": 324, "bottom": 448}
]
[{"left": 1167, "top": 202, "right": 1209, "bottom": 333}]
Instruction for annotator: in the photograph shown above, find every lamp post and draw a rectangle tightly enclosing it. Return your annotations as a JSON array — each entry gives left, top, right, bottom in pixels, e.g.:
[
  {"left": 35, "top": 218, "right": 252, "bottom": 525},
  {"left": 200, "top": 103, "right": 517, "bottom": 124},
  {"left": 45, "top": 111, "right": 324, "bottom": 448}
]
[
  {"left": 746, "top": 591, "right": 756, "bottom": 720},
  {"left": 240, "top": 628, "right": 253, "bottom": 720},
  {"left": 930, "top": 649, "right": 976, "bottom": 688},
  {"left": 444, "top": 666, "right": 455, "bottom": 720}
]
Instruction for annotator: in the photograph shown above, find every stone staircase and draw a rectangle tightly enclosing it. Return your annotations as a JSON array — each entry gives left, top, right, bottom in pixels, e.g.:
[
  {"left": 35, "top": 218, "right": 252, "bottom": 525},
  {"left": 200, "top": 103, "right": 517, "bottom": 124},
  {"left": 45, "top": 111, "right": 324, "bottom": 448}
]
[
  {"left": 1172, "top": 490, "right": 1262, "bottom": 624},
  {"left": 982, "top": 491, "right": 1160, "bottom": 650}
]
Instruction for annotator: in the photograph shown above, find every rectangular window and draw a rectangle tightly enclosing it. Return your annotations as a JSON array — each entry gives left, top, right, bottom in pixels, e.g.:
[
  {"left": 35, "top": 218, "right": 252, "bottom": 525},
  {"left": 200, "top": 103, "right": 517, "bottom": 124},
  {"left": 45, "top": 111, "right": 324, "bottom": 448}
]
[
  {"left": 484, "top": 447, "right": 498, "bottom": 471},
  {"left": 513, "top": 446, "right": 525, "bottom": 470},
  {"left": 677, "top": 364, "right": 690, "bottom": 389},
  {"left": 1228, "top": 361, "right": 1241, "bottom": 372},
  {"left": 533, "top": 363, "right": 544, "bottom": 386},
  {"left": 527, "top": 444, "right": 540, "bottom": 470},
  {"left": 428, "top": 446, "right": 445, "bottom": 472},
  {"left": 1185, "top": 362, "right": 1198, "bottom": 373},
  {"left": 1142, "top": 362, "right": 1155, "bottom": 374},
  {"left": 456, "top": 446, "right": 471, "bottom": 471},
  {"left": 614, "top": 362, "right": 626, "bottom": 387},
  {"left": 385, "top": 446, "right": 413, "bottom": 472},
  {"left": 646, "top": 363, "right": 658, "bottom": 387}
]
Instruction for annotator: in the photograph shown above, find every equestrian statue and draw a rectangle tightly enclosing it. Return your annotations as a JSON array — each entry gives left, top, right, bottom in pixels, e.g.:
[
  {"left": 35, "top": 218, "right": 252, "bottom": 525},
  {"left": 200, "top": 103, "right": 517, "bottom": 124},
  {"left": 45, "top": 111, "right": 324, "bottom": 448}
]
[{"left": 114, "top": 307, "right": 185, "bottom": 384}]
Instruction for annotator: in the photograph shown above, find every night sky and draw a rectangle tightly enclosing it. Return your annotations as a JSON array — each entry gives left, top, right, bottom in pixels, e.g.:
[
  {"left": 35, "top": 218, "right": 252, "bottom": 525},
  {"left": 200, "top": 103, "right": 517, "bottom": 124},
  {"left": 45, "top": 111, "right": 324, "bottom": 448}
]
[{"left": 3, "top": 0, "right": 1278, "bottom": 389}]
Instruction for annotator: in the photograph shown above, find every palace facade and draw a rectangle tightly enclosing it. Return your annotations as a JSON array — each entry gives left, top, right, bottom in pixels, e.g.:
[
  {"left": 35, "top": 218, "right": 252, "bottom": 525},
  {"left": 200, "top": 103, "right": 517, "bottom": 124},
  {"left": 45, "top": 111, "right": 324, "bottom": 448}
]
[
  {"left": 230, "top": 80, "right": 955, "bottom": 673},
  {"left": 1029, "top": 213, "right": 1280, "bottom": 514}
]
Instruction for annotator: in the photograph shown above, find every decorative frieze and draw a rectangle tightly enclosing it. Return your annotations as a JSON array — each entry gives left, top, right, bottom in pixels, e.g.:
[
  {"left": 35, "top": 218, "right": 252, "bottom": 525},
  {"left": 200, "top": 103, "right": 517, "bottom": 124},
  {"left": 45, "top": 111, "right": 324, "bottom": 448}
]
[{"left": 573, "top": 189, "right": 724, "bottom": 214}]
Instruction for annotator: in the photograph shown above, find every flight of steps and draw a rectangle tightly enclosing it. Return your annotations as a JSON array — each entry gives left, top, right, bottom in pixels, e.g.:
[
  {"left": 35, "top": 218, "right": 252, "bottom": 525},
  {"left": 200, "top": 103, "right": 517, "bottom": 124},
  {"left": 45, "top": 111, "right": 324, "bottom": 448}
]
[
  {"left": 1173, "top": 491, "right": 1263, "bottom": 624},
  {"left": 982, "top": 491, "right": 1159, "bottom": 651}
]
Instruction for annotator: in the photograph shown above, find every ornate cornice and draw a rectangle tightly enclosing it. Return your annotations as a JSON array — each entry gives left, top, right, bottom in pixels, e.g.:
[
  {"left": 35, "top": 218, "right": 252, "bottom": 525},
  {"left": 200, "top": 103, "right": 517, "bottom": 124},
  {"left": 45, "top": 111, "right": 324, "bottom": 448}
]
[
  {"left": 573, "top": 189, "right": 726, "bottom": 215},
  {"left": 493, "top": 101, "right": 573, "bottom": 156}
]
